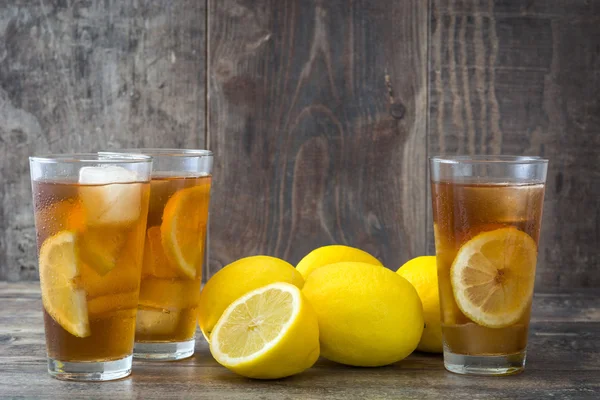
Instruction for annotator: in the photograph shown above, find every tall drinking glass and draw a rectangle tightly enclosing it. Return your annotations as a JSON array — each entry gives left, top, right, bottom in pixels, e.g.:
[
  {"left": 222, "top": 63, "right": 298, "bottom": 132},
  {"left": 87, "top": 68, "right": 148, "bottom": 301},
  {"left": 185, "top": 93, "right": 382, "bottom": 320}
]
[
  {"left": 430, "top": 155, "right": 548, "bottom": 375},
  {"left": 30, "top": 154, "right": 152, "bottom": 381},
  {"left": 102, "top": 149, "right": 213, "bottom": 360}
]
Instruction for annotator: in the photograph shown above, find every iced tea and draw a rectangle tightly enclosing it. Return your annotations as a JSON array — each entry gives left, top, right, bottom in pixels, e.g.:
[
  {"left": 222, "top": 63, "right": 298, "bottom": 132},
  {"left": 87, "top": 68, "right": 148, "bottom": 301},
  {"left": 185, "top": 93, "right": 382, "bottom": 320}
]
[
  {"left": 430, "top": 156, "right": 547, "bottom": 375},
  {"left": 135, "top": 174, "right": 211, "bottom": 348},
  {"left": 100, "top": 149, "right": 213, "bottom": 361},
  {"left": 30, "top": 155, "right": 152, "bottom": 381}
]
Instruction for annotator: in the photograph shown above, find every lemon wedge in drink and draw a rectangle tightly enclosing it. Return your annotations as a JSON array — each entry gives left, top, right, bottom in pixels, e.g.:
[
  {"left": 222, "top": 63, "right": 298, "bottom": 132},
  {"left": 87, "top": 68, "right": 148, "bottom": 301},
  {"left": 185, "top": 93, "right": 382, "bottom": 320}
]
[
  {"left": 161, "top": 184, "right": 210, "bottom": 280},
  {"left": 39, "top": 231, "right": 90, "bottom": 337},
  {"left": 209, "top": 282, "right": 320, "bottom": 379},
  {"left": 450, "top": 227, "right": 537, "bottom": 328}
]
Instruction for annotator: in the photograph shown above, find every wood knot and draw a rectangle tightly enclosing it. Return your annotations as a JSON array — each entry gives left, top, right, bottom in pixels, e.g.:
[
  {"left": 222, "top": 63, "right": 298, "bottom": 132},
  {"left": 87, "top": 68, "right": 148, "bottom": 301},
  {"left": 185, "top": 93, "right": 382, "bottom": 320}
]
[
  {"left": 390, "top": 102, "right": 405, "bottom": 120},
  {"left": 0, "top": 334, "right": 15, "bottom": 344}
]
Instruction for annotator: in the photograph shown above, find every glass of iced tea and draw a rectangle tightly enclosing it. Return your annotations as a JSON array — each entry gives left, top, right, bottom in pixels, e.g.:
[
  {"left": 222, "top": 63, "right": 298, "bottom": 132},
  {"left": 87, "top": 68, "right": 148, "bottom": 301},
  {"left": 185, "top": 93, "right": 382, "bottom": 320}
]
[
  {"left": 29, "top": 154, "right": 152, "bottom": 381},
  {"left": 102, "top": 149, "right": 213, "bottom": 360},
  {"left": 430, "top": 155, "right": 548, "bottom": 375}
]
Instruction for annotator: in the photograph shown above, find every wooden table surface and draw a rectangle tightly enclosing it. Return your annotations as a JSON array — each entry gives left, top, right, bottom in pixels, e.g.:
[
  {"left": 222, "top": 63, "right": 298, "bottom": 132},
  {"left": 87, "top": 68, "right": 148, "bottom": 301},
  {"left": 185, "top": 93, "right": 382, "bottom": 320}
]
[{"left": 1, "top": 282, "right": 599, "bottom": 399}]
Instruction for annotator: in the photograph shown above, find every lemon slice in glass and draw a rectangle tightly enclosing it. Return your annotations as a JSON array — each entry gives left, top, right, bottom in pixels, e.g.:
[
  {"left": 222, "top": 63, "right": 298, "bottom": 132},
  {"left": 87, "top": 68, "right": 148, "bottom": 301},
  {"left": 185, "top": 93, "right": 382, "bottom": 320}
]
[
  {"left": 39, "top": 231, "right": 90, "bottom": 337},
  {"left": 451, "top": 227, "right": 537, "bottom": 328},
  {"left": 209, "top": 282, "right": 320, "bottom": 379},
  {"left": 160, "top": 184, "right": 210, "bottom": 280}
]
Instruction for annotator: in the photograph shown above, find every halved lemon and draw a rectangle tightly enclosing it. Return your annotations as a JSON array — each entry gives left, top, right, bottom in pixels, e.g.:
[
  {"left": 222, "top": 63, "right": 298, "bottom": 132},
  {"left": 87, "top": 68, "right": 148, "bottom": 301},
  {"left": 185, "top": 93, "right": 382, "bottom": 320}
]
[
  {"left": 450, "top": 227, "right": 537, "bottom": 328},
  {"left": 209, "top": 282, "right": 320, "bottom": 379},
  {"left": 160, "top": 184, "right": 210, "bottom": 280},
  {"left": 39, "top": 231, "right": 90, "bottom": 337}
]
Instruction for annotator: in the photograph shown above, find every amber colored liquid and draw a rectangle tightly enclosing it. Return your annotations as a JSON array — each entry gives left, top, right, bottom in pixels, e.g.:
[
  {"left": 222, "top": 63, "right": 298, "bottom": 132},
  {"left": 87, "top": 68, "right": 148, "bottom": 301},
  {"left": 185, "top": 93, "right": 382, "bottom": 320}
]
[
  {"left": 33, "top": 180, "right": 150, "bottom": 362},
  {"left": 431, "top": 181, "right": 545, "bottom": 356},
  {"left": 135, "top": 175, "right": 211, "bottom": 343}
]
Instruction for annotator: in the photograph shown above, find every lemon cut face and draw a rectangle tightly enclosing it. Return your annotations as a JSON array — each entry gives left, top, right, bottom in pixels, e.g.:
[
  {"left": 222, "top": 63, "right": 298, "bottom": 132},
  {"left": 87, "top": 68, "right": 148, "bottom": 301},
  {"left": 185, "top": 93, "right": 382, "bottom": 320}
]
[
  {"left": 209, "top": 282, "right": 319, "bottom": 379},
  {"left": 197, "top": 255, "right": 304, "bottom": 339},
  {"left": 450, "top": 227, "right": 537, "bottom": 328}
]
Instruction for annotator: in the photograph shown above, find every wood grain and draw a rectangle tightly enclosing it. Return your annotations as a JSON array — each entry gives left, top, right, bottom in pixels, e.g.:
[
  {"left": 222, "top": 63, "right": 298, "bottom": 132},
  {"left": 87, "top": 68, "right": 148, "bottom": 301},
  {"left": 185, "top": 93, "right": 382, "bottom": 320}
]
[
  {"left": 0, "top": 0, "right": 206, "bottom": 280},
  {"left": 1, "top": 1, "right": 599, "bottom": 289},
  {"left": 428, "top": 0, "right": 600, "bottom": 289},
  {"left": 1, "top": 283, "right": 599, "bottom": 399},
  {"left": 207, "top": 0, "right": 429, "bottom": 275}
]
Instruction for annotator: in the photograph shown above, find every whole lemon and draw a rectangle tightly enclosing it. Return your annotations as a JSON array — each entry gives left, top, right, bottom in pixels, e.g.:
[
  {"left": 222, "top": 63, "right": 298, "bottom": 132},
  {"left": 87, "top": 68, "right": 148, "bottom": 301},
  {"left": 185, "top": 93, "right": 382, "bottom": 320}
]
[
  {"left": 302, "top": 262, "right": 424, "bottom": 367},
  {"left": 198, "top": 255, "right": 304, "bottom": 338},
  {"left": 296, "top": 245, "right": 382, "bottom": 279},
  {"left": 397, "top": 256, "right": 443, "bottom": 353}
]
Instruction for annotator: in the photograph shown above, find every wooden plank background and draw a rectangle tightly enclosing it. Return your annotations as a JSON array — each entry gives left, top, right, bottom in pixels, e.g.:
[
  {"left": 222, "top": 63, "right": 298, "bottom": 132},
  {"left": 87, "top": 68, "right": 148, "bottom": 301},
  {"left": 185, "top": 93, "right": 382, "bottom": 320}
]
[
  {"left": 428, "top": 0, "right": 600, "bottom": 289},
  {"left": 0, "top": 0, "right": 206, "bottom": 281},
  {"left": 0, "top": 0, "right": 599, "bottom": 290},
  {"left": 207, "top": 0, "right": 428, "bottom": 272}
]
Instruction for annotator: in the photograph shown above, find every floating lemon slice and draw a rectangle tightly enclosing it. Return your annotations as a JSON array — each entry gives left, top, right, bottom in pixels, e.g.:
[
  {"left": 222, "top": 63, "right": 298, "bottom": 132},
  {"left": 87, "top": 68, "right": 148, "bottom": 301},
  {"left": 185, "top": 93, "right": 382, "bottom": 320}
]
[
  {"left": 450, "top": 227, "right": 537, "bottom": 328},
  {"left": 209, "top": 282, "right": 320, "bottom": 379},
  {"left": 39, "top": 231, "right": 90, "bottom": 337},
  {"left": 160, "top": 184, "right": 210, "bottom": 280}
]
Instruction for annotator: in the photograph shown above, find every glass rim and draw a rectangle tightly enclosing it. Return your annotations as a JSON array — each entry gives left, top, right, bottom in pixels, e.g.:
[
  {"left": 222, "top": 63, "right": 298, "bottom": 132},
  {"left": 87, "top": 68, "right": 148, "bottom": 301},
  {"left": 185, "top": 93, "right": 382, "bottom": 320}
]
[
  {"left": 430, "top": 155, "right": 548, "bottom": 165},
  {"left": 101, "top": 148, "right": 213, "bottom": 158},
  {"left": 29, "top": 153, "right": 152, "bottom": 164}
]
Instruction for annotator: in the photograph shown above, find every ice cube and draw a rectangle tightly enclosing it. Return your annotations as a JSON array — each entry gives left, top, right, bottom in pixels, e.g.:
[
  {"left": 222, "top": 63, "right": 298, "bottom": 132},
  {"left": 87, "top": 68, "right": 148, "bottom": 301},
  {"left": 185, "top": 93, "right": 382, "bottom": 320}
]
[
  {"left": 87, "top": 291, "right": 139, "bottom": 317},
  {"left": 136, "top": 308, "right": 180, "bottom": 335},
  {"left": 79, "top": 227, "right": 128, "bottom": 275},
  {"left": 138, "top": 277, "right": 200, "bottom": 310},
  {"left": 79, "top": 166, "right": 142, "bottom": 226}
]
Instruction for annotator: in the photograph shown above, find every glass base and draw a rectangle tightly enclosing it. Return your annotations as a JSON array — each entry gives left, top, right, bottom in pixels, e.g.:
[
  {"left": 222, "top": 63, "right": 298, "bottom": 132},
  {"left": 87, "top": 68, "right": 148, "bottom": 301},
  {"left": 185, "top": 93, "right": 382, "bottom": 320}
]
[
  {"left": 48, "top": 355, "right": 132, "bottom": 381},
  {"left": 133, "top": 339, "right": 195, "bottom": 361},
  {"left": 444, "top": 350, "right": 526, "bottom": 376}
]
